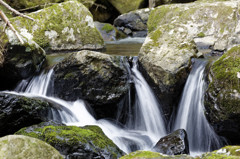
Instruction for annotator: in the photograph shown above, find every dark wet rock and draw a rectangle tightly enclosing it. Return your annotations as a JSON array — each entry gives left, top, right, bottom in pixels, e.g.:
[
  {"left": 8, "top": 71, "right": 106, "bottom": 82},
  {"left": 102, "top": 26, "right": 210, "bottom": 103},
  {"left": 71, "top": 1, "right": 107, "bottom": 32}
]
[
  {"left": 53, "top": 50, "right": 128, "bottom": 119},
  {"left": 114, "top": 8, "right": 151, "bottom": 37},
  {"left": 0, "top": 26, "right": 45, "bottom": 90},
  {"left": 153, "top": 129, "right": 189, "bottom": 155},
  {"left": 16, "top": 122, "right": 125, "bottom": 159},
  {"left": 205, "top": 45, "right": 240, "bottom": 145}
]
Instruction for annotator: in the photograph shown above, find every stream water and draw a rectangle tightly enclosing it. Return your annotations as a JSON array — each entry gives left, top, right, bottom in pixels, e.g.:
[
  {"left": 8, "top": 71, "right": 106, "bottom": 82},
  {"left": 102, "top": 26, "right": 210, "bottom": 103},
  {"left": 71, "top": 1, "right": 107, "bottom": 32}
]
[{"left": 2, "top": 38, "right": 224, "bottom": 155}]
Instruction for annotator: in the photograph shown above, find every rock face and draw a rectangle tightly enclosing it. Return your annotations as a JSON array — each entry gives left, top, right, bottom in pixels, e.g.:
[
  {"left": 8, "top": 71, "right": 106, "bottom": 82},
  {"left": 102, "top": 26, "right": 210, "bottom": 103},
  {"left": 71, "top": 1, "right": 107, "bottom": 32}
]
[
  {"left": 0, "top": 27, "right": 45, "bottom": 90},
  {"left": 139, "top": 0, "right": 240, "bottom": 119},
  {"left": 16, "top": 123, "right": 125, "bottom": 159},
  {"left": 0, "top": 92, "right": 72, "bottom": 137},
  {"left": 53, "top": 50, "right": 128, "bottom": 119},
  {"left": 153, "top": 129, "right": 189, "bottom": 155},
  {"left": 8, "top": 1, "right": 104, "bottom": 52},
  {"left": 114, "top": 8, "right": 152, "bottom": 37},
  {"left": 205, "top": 45, "right": 240, "bottom": 145},
  {"left": 0, "top": 135, "right": 63, "bottom": 159},
  {"left": 108, "top": 0, "right": 146, "bottom": 14}
]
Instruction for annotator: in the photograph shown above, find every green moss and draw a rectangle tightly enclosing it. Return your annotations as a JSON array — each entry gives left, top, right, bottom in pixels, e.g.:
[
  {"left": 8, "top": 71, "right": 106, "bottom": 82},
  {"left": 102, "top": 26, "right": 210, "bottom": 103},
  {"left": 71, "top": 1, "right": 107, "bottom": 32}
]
[
  {"left": 120, "top": 151, "right": 163, "bottom": 159},
  {"left": 102, "top": 24, "right": 114, "bottom": 33},
  {"left": 64, "top": 72, "right": 75, "bottom": 80},
  {"left": 108, "top": 0, "right": 144, "bottom": 14},
  {"left": 16, "top": 124, "right": 123, "bottom": 158},
  {"left": 197, "top": 32, "right": 205, "bottom": 37}
]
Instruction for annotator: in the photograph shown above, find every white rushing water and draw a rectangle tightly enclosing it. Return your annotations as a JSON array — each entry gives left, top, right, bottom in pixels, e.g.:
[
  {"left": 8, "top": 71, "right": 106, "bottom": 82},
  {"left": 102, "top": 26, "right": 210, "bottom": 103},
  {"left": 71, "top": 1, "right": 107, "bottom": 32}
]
[
  {"left": 173, "top": 59, "right": 224, "bottom": 153},
  {"left": 11, "top": 58, "right": 167, "bottom": 153}
]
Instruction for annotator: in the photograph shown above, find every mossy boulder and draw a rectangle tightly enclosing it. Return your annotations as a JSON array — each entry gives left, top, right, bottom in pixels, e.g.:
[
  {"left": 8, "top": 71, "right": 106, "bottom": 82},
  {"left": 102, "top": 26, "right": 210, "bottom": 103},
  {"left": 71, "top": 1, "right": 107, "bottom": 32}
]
[
  {"left": 205, "top": 45, "right": 240, "bottom": 145},
  {"left": 5, "top": 0, "right": 96, "bottom": 10},
  {"left": 7, "top": 1, "right": 104, "bottom": 52},
  {"left": 0, "top": 135, "right": 63, "bottom": 159},
  {"left": 16, "top": 123, "right": 125, "bottom": 158},
  {"left": 201, "top": 146, "right": 240, "bottom": 159},
  {"left": 139, "top": 0, "right": 240, "bottom": 120},
  {"left": 149, "top": 0, "right": 196, "bottom": 8},
  {"left": 107, "top": 0, "right": 146, "bottom": 14},
  {"left": 53, "top": 50, "right": 128, "bottom": 119},
  {"left": 0, "top": 92, "right": 74, "bottom": 137},
  {"left": 0, "top": 26, "right": 45, "bottom": 90},
  {"left": 114, "top": 8, "right": 152, "bottom": 37},
  {"left": 120, "top": 150, "right": 194, "bottom": 159},
  {"left": 94, "top": 22, "right": 121, "bottom": 41}
]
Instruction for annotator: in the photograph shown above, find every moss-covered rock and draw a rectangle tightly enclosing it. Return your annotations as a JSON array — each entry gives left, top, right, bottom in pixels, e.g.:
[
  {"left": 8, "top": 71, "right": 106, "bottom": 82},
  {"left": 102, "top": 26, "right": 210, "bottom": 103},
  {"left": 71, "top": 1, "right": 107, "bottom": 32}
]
[
  {"left": 201, "top": 146, "right": 240, "bottom": 159},
  {"left": 0, "top": 135, "right": 63, "bottom": 159},
  {"left": 149, "top": 0, "right": 195, "bottom": 8},
  {"left": 139, "top": 0, "right": 240, "bottom": 120},
  {"left": 205, "top": 45, "right": 240, "bottom": 144},
  {"left": 53, "top": 50, "right": 128, "bottom": 119},
  {"left": 5, "top": 0, "right": 96, "bottom": 10},
  {"left": 16, "top": 123, "right": 124, "bottom": 158},
  {"left": 0, "top": 24, "right": 45, "bottom": 90},
  {"left": 7, "top": 1, "right": 104, "bottom": 52},
  {"left": 94, "top": 22, "right": 118, "bottom": 41},
  {"left": 107, "top": 0, "right": 146, "bottom": 14},
  {"left": 120, "top": 150, "right": 194, "bottom": 159}
]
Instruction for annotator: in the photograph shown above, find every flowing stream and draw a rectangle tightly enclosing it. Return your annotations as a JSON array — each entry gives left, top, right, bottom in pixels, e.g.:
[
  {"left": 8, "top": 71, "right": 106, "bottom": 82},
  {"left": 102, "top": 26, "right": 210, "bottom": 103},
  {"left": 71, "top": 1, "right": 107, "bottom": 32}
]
[
  {"left": 173, "top": 59, "right": 224, "bottom": 154},
  {"left": 3, "top": 39, "right": 224, "bottom": 155}
]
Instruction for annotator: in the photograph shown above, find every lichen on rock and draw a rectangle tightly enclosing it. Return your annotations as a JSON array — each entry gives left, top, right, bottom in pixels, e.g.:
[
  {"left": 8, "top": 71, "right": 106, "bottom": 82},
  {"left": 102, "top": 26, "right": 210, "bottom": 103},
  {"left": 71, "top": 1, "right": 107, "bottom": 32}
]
[{"left": 8, "top": 0, "right": 104, "bottom": 52}]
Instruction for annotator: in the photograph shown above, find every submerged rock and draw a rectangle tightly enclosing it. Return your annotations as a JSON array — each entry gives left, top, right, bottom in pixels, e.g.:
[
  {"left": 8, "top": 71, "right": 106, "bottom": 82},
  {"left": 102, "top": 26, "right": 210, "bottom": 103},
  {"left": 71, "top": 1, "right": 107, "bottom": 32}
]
[
  {"left": 153, "top": 129, "right": 189, "bottom": 155},
  {"left": 53, "top": 50, "right": 128, "bottom": 119},
  {"left": 8, "top": 1, "right": 104, "bottom": 52},
  {"left": 0, "top": 135, "right": 63, "bottom": 159},
  {"left": 0, "top": 27, "right": 45, "bottom": 90},
  {"left": 16, "top": 123, "right": 125, "bottom": 159},
  {"left": 0, "top": 92, "right": 73, "bottom": 137},
  {"left": 139, "top": 0, "right": 240, "bottom": 119},
  {"left": 114, "top": 8, "right": 152, "bottom": 37},
  {"left": 205, "top": 45, "right": 240, "bottom": 144}
]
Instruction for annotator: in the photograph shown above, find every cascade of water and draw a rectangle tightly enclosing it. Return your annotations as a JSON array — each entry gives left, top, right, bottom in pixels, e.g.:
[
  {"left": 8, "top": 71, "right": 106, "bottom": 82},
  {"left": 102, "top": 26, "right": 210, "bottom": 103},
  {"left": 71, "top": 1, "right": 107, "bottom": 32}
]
[
  {"left": 173, "top": 59, "right": 224, "bottom": 153},
  {"left": 15, "top": 69, "right": 54, "bottom": 96}
]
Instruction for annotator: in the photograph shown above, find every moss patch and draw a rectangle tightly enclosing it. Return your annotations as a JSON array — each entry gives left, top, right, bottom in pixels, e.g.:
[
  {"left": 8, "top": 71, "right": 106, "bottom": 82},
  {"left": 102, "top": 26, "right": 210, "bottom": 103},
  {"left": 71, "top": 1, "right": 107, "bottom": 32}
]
[{"left": 102, "top": 24, "right": 114, "bottom": 33}]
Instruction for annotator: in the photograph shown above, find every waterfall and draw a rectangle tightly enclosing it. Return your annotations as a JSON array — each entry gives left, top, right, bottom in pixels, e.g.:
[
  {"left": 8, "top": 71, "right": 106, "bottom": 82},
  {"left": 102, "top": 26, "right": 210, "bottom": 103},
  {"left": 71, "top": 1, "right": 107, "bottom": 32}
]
[
  {"left": 173, "top": 59, "right": 224, "bottom": 153},
  {"left": 9, "top": 58, "right": 167, "bottom": 153}
]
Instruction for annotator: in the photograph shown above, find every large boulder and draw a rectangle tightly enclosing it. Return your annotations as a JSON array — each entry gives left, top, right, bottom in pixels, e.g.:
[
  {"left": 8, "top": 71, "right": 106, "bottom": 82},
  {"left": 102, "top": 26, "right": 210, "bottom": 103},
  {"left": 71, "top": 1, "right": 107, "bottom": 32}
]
[
  {"left": 5, "top": 0, "right": 96, "bottom": 10},
  {"left": 0, "top": 26, "right": 45, "bottom": 90},
  {"left": 201, "top": 146, "right": 240, "bottom": 159},
  {"left": 114, "top": 8, "right": 152, "bottom": 37},
  {"left": 139, "top": 0, "right": 240, "bottom": 119},
  {"left": 153, "top": 129, "right": 189, "bottom": 155},
  {"left": 0, "top": 135, "right": 63, "bottom": 159},
  {"left": 53, "top": 50, "right": 128, "bottom": 119},
  {"left": 205, "top": 45, "right": 240, "bottom": 144},
  {"left": 0, "top": 92, "right": 74, "bottom": 137},
  {"left": 8, "top": 1, "right": 104, "bottom": 52},
  {"left": 16, "top": 122, "right": 125, "bottom": 159},
  {"left": 149, "top": 0, "right": 196, "bottom": 8},
  {"left": 107, "top": 0, "right": 146, "bottom": 14}
]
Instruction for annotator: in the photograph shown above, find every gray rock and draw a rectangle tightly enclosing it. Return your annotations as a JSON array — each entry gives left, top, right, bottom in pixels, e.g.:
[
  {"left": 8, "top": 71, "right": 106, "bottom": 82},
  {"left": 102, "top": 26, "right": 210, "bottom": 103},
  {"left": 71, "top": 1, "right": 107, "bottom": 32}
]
[{"left": 153, "top": 129, "right": 189, "bottom": 155}]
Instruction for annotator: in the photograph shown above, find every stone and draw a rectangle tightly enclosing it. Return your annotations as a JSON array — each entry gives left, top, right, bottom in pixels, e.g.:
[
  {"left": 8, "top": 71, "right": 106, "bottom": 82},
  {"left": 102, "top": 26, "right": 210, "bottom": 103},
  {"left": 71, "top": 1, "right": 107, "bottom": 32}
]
[
  {"left": 0, "top": 92, "right": 74, "bottom": 137},
  {"left": 94, "top": 22, "right": 118, "bottom": 41},
  {"left": 8, "top": 1, "right": 104, "bottom": 52},
  {"left": 16, "top": 123, "right": 125, "bottom": 158},
  {"left": 0, "top": 26, "right": 45, "bottom": 90},
  {"left": 139, "top": 0, "right": 240, "bottom": 120},
  {"left": 107, "top": 0, "right": 146, "bottom": 14},
  {"left": 153, "top": 129, "right": 189, "bottom": 155},
  {"left": 205, "top": 45, "right": 240, "bottom": 145},
  {"left": 114, "top": 8, "right": 152, "bottom": 37},
  {"left": 201, "top": 146, "right": 240, "bottom": 159},
  {"left": 0, "top": 135, "right": 63, "bottom": 159},
  {"left": 53, "top": 50, "right": 128, "bottom": 119}
]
